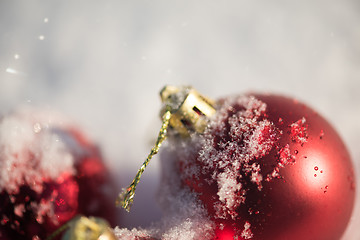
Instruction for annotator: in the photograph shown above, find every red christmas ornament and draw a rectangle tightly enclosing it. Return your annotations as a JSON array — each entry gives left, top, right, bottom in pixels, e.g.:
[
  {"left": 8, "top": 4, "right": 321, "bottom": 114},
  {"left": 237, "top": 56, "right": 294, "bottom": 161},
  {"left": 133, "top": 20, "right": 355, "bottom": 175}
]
[
  {"left": 117, "top": 86, "right": 355, "bottom": 240},
  {"left": 175, "top": 93, "right": 355, "bottom": 240},
  {"left": 0, "top": 108, "right": 117, "bottom": 240}
]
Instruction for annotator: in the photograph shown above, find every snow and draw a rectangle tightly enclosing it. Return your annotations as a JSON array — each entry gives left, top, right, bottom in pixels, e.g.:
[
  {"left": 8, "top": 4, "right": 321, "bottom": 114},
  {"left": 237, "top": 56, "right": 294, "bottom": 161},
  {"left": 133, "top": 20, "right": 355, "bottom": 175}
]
[
  {"left": 290, "top": 117, "right": 308, "bottom": 145},
  {"left": 191, "top": 96, "right": 279, "bottom": 221},
  {"left": 114, "top": 146, "right": 215, "bottom": 240},
  {"left": 241, "top": 222, "right": 253, "bottom": 240},
  {"left": 0, "top": 107, "right": 76, "bottom": 194}
]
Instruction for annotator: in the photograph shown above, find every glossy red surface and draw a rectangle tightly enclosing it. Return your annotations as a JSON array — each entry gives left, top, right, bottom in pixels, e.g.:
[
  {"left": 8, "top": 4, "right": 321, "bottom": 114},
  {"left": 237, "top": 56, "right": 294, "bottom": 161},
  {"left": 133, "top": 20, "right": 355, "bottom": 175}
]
[{"left": 179, "top": 94, "right": 355, "bottom": 240}]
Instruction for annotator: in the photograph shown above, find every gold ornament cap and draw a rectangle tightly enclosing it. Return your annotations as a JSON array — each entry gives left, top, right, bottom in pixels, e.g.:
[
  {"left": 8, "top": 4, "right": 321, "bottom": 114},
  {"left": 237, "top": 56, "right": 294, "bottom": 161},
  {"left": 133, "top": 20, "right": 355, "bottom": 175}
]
[
  {"left": 46, "top": 215, "right": 116, "bottom": 240},
  {"left": 160, "top": 85, "right": 216, "bottom": 137}
]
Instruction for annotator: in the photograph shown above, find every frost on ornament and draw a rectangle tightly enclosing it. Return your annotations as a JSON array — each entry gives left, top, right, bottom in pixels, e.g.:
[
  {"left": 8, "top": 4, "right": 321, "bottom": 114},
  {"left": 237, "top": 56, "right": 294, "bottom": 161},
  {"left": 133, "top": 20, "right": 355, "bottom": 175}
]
[
  {"left": 0, "top": 107, "right": 117, "bottom": 239},
  {"left": 0, "top": 109, "right": 76, "bottom": 196},
  {"left": 173, "top": 95, "right": 311, "bottom": 238},
  {"left": 289, "top": 117, "right": 308, "bottom": 145}
]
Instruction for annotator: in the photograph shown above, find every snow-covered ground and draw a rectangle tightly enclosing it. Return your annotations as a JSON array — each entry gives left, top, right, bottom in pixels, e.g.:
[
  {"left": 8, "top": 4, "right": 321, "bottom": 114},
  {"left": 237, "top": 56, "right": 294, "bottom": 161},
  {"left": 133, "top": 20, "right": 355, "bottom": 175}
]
[{"left": 0, "top": 1, "right": 359, "bottom": 239}]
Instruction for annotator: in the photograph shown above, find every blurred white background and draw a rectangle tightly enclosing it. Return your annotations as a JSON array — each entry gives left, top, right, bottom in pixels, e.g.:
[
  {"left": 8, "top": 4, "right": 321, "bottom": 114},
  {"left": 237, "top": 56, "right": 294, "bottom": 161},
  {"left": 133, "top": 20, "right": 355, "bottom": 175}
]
[{"left": 0, "top": 0, "right": 359, "bottom": 239}]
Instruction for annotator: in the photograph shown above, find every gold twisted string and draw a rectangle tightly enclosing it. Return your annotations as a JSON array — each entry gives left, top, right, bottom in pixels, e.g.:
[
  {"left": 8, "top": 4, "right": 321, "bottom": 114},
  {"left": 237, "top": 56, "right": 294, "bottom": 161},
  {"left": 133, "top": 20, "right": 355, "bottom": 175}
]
[{"left": 116, "top": 109, "right": 172, "bottom": 212}]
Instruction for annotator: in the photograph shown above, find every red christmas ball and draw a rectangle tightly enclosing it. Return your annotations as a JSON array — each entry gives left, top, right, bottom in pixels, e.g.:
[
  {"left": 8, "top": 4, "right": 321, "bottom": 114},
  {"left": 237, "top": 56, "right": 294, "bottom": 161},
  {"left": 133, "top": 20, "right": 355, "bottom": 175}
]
[
  {"left": 0, "top": 108, "right": 117, "bottom": 239},
  {"left": 175, "top": 94, "right": 355, "bottom": 240}
]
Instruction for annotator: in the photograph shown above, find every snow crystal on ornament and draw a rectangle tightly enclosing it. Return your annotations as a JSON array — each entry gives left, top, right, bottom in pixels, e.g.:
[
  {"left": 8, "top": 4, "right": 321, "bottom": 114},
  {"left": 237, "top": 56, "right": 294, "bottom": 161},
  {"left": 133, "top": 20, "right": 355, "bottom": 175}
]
[
  {"left": 278, "top": 144, "right": 295, "bottom": 167},
  {"left": 241, "top": 221, "right": 253, "bottom": 239},
  {"left": 194, "top": 96, "right": 281, "bottom": 220},
  {"left": 0, "top": 106, "right": 117, "bottom": 239},
  {"left": 290, "top": 117, "right": 308, "bottom": 144},
  {"left": 0, "top": 107, "right": 76, "bottom": 194},
  {"left": 170, "top": 95, "right": 313, "bottom": 238}
]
